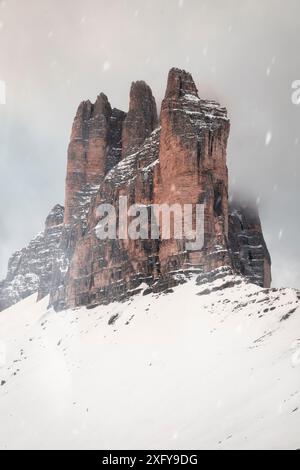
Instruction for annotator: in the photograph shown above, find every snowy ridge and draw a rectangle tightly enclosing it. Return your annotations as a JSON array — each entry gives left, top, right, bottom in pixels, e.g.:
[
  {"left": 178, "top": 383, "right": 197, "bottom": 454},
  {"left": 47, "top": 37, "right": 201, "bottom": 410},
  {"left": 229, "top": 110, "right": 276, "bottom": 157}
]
[
  {"left": 180, "top": 94, "right": 229, "bottom": 133},
  {"left": 0, "top": 275, "right": 299, "bottom": 449}
]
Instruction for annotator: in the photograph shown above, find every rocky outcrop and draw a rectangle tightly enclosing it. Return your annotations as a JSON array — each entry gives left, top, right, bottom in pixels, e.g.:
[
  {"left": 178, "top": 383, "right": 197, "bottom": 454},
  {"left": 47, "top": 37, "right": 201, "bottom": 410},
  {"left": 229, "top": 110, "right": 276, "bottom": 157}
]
[
  {"left": 154, "top": 68, "right": 231, "bottom": 276},
  {"left": 0, "top": 68, "right": 272, "bottom": 312},
  {"left": 64, "top": 128, "right": 162, "bottom": 309},
  {"left": 228, "top": 202, "right": 271, "bottom": 288},
  {"left": 47, "top": 95, "right": 127, "bottom": 311},
  {"left": 122, "top": 81, "right": 158, "bottom": 159},
  {"left": 0, "top": 205, "right": 64, "bottom": 310},
  {"left": 56, "top": 68, "right": 270, "bottom": 310}
]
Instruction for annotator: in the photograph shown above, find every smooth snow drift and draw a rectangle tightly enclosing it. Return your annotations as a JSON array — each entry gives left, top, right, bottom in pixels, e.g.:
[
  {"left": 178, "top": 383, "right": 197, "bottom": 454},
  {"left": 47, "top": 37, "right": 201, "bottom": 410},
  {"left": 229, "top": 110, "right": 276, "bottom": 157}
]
[{"left": 0, "top": 274, "right": 299, "bottom": 450}]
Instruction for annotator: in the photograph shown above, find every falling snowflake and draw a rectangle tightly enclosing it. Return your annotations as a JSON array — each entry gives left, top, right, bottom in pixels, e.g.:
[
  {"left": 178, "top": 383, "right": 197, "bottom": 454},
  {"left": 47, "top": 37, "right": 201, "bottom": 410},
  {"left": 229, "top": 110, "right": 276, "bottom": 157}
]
[
  {"left": 0, "top": 340, "right": 6, "bottom": 366},
  {"left": 265, "top": 131, "right": 272, "bottom": 147},
  {"left": 178, "top": 0, "right": 184, "bottom": 7},
  {"left": 278, "top": 229, "right": 283, "bottom": 241},
  {"left": 0, "top": 20, "right": 3, "bottom": 30},
  {"left": 103, "top": 61, "right": 111, "bottom": 72}
]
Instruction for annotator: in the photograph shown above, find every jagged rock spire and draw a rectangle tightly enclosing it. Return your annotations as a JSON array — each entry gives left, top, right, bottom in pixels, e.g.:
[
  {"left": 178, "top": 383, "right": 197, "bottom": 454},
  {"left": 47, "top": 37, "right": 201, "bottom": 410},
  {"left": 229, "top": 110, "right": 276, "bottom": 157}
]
[{"left": 122, "top": 80, "right": 158, "bottom": 158}]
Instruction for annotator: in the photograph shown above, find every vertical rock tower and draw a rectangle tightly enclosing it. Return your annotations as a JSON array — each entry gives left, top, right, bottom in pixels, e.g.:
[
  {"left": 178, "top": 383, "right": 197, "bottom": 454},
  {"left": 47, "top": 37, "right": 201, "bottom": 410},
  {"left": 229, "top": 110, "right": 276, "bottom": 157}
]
[
  {"left": 0, "top": 68, "right": 271, "bottom": 312},
  {"left": 154, "top": 68, "right": 231, "bottom": 274},
  {"left": 56, "top": 68, "right": 270, "bottom": 310},
  {"left": 122, "top": 81, "right": 158, "bottom": 158},
  {"left": 64, "top": 93, "right": 126, "bottom": 226}
]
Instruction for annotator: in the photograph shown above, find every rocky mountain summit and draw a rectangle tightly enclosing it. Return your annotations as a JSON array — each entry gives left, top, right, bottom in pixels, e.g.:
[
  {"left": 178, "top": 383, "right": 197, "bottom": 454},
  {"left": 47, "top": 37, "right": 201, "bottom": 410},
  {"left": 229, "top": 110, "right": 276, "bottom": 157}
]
[
  {"left": 0, "top": 272, "right": 299, "bottom": 449},
  {"left": 0, "top": 68, "right": 271, "bottom": 311},
  {"left": 0, "top": 205, "right": 64, "bottom": 311}
]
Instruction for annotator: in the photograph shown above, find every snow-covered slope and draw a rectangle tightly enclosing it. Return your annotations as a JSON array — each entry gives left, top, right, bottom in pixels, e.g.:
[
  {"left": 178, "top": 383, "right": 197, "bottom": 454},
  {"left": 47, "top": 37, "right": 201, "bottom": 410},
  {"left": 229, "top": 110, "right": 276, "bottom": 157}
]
[{"left": 0, "top": 274, "right": 299, "bottom": 450}]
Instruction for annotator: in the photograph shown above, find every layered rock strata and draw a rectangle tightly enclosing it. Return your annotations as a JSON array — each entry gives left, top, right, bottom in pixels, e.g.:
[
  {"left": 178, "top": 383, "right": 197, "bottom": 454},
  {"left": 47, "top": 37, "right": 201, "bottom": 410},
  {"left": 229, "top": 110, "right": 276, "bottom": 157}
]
[
  {"left": 0, "top": 68, "right": 271, "bottom": 312},
  {"left": 228, "top": 202, "right": 271, "bottom": 288}
]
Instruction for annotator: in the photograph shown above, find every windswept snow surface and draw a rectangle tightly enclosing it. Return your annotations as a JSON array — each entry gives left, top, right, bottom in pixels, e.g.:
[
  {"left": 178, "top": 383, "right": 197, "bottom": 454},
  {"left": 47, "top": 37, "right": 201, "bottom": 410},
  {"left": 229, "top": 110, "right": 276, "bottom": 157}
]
[{"left": 0, "top": 275, "right": 299, "bottom": 450}]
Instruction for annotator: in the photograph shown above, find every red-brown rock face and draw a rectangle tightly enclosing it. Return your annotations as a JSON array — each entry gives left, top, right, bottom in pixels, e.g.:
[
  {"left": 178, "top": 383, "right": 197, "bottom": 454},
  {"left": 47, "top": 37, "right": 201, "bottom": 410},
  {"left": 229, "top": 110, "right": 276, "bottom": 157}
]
[
  {"left": 228, "top": 202, "right": 272, "bottom": 288},
  {"left": 65, "top": 128, "right": 161, "bottom": 308},
  {"left": 0, "top": 205, "right": 65, "bottom": 311},
  {"left": 0, "top": 67, "right": 271, "bottom": 312},
  {"left": 154, "top": 68, "right": 231, "bottom": 274},
  {"left": 122, "top": 81, "right": 158, "bottom": 159},
  {"left": 52, "top": 68, "right": 270, "bottom": 310},
  {"left": 64, "top": 93, "right": 126, "bottom": 226}
]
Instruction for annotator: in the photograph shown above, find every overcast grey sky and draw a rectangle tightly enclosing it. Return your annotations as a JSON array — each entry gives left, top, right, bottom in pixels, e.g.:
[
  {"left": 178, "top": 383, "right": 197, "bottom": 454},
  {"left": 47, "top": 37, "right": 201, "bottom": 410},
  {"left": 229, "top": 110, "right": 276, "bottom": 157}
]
[{"left": 0, "top": 0, "right": 299, "bottom": 288}]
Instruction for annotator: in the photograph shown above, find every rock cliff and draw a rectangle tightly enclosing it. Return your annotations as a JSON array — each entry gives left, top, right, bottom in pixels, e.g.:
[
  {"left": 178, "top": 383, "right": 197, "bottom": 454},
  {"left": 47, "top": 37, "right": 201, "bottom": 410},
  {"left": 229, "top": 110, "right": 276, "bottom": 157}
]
[{"left": 0, "top": 68, "right": 272, "bottom": 312}]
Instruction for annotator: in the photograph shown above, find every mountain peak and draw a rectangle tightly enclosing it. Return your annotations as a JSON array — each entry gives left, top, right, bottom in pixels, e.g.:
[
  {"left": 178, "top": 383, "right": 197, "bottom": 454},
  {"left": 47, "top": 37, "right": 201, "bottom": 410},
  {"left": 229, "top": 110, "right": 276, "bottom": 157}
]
[
  {"left": 121, "top": 79, "right": 158, "bottom": 158},
  {"left": 0, "top": 68, "right": 271, "bottom": 312},
  {"left": 164, "top": 67, "right": 199, "bottom": 100}
]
